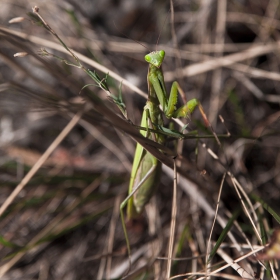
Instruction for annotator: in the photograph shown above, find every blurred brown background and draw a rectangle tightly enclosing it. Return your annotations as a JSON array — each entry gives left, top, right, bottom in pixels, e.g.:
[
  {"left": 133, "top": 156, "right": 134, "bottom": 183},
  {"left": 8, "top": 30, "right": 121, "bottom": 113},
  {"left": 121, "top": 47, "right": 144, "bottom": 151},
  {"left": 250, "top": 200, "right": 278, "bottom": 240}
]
[{"left": 0, "top": 1, "right": 279, "bottom": 279}]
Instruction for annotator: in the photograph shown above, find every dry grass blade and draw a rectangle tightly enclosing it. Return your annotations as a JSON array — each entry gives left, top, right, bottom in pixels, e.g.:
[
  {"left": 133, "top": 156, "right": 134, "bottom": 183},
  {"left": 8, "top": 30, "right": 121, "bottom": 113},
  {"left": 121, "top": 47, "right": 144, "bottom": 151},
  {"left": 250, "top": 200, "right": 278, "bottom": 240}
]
[
  {"left": 166, "top": 160, "right": 177, "bottom": 278},
  {"left": 0, "top": 1, "right": 279, "bottom": 279}
]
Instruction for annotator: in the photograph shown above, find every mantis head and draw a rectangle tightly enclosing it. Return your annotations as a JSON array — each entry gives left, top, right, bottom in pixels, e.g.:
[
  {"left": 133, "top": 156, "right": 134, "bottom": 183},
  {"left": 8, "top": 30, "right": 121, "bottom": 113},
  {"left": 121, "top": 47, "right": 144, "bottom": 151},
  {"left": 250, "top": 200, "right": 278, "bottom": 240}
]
[{"left": 145, "top": 50, "right": 165, "bottom": 68}]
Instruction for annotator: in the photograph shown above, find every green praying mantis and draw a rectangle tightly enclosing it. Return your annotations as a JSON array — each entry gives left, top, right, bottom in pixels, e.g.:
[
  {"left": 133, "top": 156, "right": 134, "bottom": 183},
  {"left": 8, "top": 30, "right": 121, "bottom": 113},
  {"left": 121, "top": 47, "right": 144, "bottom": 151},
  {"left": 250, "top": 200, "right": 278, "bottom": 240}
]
[{"left": 120, "top": 50, "right": 220, "bottom": 261}]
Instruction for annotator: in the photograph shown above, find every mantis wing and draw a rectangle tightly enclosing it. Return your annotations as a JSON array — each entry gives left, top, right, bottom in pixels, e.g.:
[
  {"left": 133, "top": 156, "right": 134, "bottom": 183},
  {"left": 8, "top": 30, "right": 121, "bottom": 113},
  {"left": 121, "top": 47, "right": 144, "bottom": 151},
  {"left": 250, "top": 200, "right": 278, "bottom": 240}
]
[{"left": 127, "top": 109, "right": 161, "bottom": 220}]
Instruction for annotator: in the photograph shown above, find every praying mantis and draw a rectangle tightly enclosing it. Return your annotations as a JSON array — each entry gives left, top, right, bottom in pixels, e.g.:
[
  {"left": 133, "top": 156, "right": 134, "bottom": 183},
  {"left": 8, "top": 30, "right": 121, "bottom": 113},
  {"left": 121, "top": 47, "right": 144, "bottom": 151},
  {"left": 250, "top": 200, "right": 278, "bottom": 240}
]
[{"left": 120, "top": 50, "right": 220, "bottom": 260}]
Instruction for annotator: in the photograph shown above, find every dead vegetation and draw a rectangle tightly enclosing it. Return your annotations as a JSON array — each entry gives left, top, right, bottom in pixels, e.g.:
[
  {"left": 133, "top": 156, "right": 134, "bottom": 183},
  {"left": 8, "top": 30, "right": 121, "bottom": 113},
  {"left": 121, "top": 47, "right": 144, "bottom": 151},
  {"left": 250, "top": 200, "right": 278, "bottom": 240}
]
[{"left": 0, "top": 1, "right": 280, "bottom": 279}]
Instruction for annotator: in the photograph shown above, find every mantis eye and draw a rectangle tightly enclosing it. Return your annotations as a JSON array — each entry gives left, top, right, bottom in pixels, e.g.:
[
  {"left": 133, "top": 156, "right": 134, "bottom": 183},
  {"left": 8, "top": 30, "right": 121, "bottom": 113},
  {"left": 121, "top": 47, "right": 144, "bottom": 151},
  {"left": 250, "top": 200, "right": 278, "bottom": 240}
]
[
  {"left": 145, "top": 54, "right": 152, "bottom": 63},
  {"left": 159, "top": 50, "right": 165, "bottom": 59}
]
